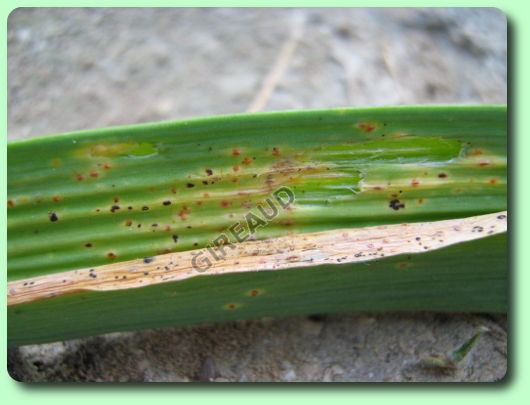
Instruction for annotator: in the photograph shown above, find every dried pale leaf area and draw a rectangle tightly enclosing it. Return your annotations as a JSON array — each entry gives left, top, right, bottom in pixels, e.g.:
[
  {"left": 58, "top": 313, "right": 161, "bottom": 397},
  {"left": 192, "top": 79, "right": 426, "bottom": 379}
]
[{"left": 7, "top": 211, "right": 507, "bottom": 306}]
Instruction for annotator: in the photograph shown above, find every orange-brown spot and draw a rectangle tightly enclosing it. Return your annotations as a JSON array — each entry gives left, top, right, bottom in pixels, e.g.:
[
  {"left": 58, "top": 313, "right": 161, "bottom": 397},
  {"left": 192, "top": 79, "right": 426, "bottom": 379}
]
[
  {"left": 225, "top": 303, "right": 239, "bottom": 310},
  {"left": 356, "top": 122, "right": 376, "bottom": 132},
  {"left": 107, "top": 252, "right": 117, "bottom": 260},
  {"left": 196, "top": 201, "right": 203, "bottom": 206},
  {"left": 455, "top": 188, "right": 462, "bottom": 193},
  {"left": 372, "top": 186, "right": 385, "bottom": 191},
  {"left": 220, "top": 201, "right": 231, "bottom": 208},
  {"left": 242, "top": 157, "right": 252, "bottom": 165},
  {"left": 148, "top": 187, "right": 156, "bottom": 192},
  {"left": 51, "top": 159, "right": 62, "bottom": 168},
  {"left": 472, "top": 149, "right": 484, "bottom": 155},
  {"left": 281, "top": 219, "right": 294, "bottom": 226},
  {"left": 76, "top": 174, "right": 84, "bottom": 181},
  {"left": 89, "top": 171, "right": 99, "bottom": 178},
  {"left": 398, "top": 263, "right": 409, "bottom": 269},
  {"left": 113, "top": 197, "right": 120, "bottom": 203},
  {"left": 165, "top": 226, "right": 172, "bottom": 231},
  {"left": 272, "top": 147, "right": 281, "bottom": 156},
  {"left": 232, "top": 149, "right": 241, "bottom": 156},
  {"left": 231, "top": 177, "right": 238, "bottom": 183},
  {"left": 418, "top": 198, "right": 425, "bottom": 204},
  {"left": 478, "top": 161, "right": 491, "bottom": 167},
  {"left": 233, "top": 165, "right": 239, "bottom": 172},
  {"left": 7, "top": 200, "right": 14, "bottom": 207},
  {"left": 411, "top": 178, "right": 420, "bottom": 187},
  {"left": 103, "top": 164, "right": 112, "bottom": 170},
  {"left": 203, "top": 193, "right": 210, "bottom": 198},
  {"left": 490, "top": 178, "right": 499, "bottom": 185},
  {"left": 171, "top": 187, "right": 177, "bottom": 194},
  {"left": 51, "top": 195, "right": 61, "bottom": 202},
  {"left": 125, "top": 220, "right": 133, "bottom": 226},
  {"left": 392, "top": 132, "right": 406, "bottom": 138}
]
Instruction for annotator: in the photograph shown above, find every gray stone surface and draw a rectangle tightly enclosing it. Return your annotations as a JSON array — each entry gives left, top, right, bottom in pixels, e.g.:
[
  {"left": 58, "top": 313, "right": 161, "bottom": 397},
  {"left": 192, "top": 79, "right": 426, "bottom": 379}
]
[{"left": 7, "top": 7, "right": 507, "bottom": 382}]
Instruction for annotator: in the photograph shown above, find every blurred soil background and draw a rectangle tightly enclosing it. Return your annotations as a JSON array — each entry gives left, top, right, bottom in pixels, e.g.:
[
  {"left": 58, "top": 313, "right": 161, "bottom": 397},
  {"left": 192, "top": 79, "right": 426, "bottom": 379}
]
[{"left": 7, "top": 7, "right": 507, "bottom": 382}]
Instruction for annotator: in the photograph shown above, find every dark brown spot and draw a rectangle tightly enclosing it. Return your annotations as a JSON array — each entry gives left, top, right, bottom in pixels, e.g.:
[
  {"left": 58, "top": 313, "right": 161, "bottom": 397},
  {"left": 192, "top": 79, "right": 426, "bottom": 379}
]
[
  {"left": 172, "top": 235, "right": 179, "bottom": 243},
  {"left": 220, "top": 201, "right": 231, "bottom": 208},
  {"left": 143, "top": 257, "right": 154, "bottom": 263},
  {"left": 113, "top": 197, "right": 120, "bottom": 203},
  {"left": 125, "top": 220, "right": 133, "bottom": 226},
  {"left": 438, "top": 173, "right": 448, "bottom": 178},
  {"left": 205, "top": 169, "right": 213, "bottom": 176},
  {"left": 163, "top": 201, "right": 171, "bottom": 206},
  {"left": 389, "top": 199, "right": 405, "bottom": 211},
  {"left": 186, "top": 183, "right": 195, "bottom": 188},
  {"left": 128, "top": 206, "right": 133, "bottom": 210},
  {"left": 7, "top": 200, "right": 14, "bottom": 207},
  {"left": 272, "top": 147, "right": 281, "bottom": 156},
  {"left": 242, "top": 157, "right": 252, "bottom": 165},
  {"left": 49, "top": 212, "right": 59, "bottom": 222},
  {"left": 478, "top": 161, "right": 491, "bottom": 167},
  {"left": 142, "top": 206, "right": 149, "bottom": 211},
  {"left": 107, "top": 252, "right": 117, "bottom": 259},
  {"left": 110, "top": 205, "right": 120, "bottom": 213},
  {"left": 85, "top": 243, "right": 93, "bottom": 248},
  {"left": 171, "top": 187, "right": 177, "bottom": 194},
  {"left": 90, "top": 171, "right": 99, "bottom": 178},
  {"left": 497, "top": 214, "right": 506, "bottom": 220}
]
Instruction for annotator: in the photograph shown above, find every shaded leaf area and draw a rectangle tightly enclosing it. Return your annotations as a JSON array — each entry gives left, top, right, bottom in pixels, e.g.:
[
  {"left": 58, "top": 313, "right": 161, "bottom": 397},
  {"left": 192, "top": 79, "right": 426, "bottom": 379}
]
[
  {"left": 8, "top": 106, "right": 506, "bottom": 280},
  {"left": 8, "top": 233, "right": 507, "bottom": 346}
]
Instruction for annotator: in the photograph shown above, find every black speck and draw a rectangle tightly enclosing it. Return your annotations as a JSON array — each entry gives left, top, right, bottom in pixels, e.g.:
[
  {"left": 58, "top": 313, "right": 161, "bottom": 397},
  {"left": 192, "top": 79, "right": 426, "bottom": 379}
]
[
  {"left": 438, "top": 173, "right": 448, "bottom": 178},
  {"left": 144, "top": 272, "right": 149, "bottom": 275},
  {"left": 187, "top": 225, "right": 192, "bottom": 229},
  {"left": 186, "top": 183, "right": 195, "bottom": 188},
  {"left": 152, "top": 223, "right": 158, "bottom": 227},
  {"left": 389, "top": 199, "right": 405, "bottom": 211},
  {"left": 89, "top": 273, "right": 97, "bottom": 278},
  {"left": 142, "top": 206, "right": 149, "bottom": 211},
  {"left": 163, "top": 201, "right": 171, "bottom": 206},
  {"left": 128, "top": 206, "right": 133, "bottom": 210},
  {"left": 497, "top": 214, "right": 506, "bottom": 220},
  {"left": 49, "top": 212, "right": 59, "bottom": 222},
  {"left": 415, "top": 237, "right": 421, "bottom": 241},
  {"left": 122, "top": 276, "right": 127, "bottom": 279},
  {"left": 172, "top": 235, "right": 179, "bottom": 243},
  {"left": 137, "top": 224, "right": 142, "bottom": 228},
  {"left": 143, "top": 257, "right": 154, "bottom": 263},
  {"left": 110, "top": 205, "right": 120, "bottom": 213},
  {"left": 472, "top": 226, "right": 484, "bottom": 233},
  {"left": 202, "top": 181, "right": 208, "bottom": 185},
  {"left": 205, "top": 169, "right": 213, "bottom": 176},
  {"left": 164, "top": 266, "right": 170, "bottom": 270}
]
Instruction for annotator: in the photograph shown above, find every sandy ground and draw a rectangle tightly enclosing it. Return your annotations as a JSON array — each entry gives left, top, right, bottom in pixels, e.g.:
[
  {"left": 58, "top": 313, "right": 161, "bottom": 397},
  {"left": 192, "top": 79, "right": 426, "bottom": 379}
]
[{"left": 7, "top": 7, "right": 507, "bottom": 382}]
